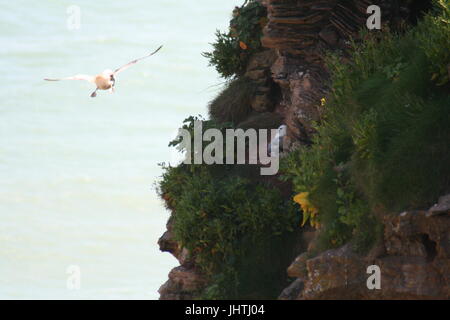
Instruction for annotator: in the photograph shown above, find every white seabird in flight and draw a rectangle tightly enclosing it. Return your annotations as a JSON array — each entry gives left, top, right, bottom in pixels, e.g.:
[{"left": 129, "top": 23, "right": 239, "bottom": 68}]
[{"left": 44, "top": 45, "right": 163, "bottom": 98}]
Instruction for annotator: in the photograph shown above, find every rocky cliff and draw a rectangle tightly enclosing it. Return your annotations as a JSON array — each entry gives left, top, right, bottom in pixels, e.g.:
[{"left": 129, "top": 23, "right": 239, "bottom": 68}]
[
  {"left": 158, "top": 0, "right": 449, "bottom": 300},
  {"left": 281, "top": 197, "right": 450, "bottom": 299}
]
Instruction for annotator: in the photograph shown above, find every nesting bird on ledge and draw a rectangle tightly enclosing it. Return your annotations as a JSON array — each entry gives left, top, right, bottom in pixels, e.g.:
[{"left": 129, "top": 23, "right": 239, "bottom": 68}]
[
  {"left": 268, "top": 124, "right": 287, "bottom": 157},
  {"left": 44, "top": 45, "right": 163, "bottom": 98}
]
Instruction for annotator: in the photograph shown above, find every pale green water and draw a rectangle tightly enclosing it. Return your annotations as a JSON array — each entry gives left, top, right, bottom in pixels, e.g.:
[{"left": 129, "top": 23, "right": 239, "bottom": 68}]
[{"left": 0, "top": 0, "right": 241, "bottom": 299}]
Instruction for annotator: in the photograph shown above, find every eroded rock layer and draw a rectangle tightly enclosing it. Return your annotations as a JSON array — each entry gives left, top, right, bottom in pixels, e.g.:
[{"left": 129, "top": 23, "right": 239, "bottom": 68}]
[{"left": 281, "top": 200, "right": 450, "bottom": 299}]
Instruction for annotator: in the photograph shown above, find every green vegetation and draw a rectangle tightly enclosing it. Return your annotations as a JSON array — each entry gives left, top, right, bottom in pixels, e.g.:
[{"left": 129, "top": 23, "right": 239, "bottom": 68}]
[
  {"left": 417, "top": 0, "right": 450, "bottom": 86},
  {"left": 158, "top": 117, "right": 300, "bottom": 299},
  {"left": 237, "top": 112, "right": 283, "bottom": 130},
  {"left": 202, "top": 0, "right": 267, "bottom": 78},
  {"left": 282, "top": 2, "right": 450, "bottom": 253},
  {"left": 208, "top": 77, "right": 257, "bottom": 124},
  {"left": 157, "top": 0, "right": 449, "bottom": 300}
]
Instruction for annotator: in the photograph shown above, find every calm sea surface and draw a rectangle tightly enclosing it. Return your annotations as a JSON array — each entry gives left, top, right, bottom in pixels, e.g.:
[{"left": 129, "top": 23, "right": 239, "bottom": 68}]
[{"left": 0, "top": 0, "right": 241, "bottom": 299}]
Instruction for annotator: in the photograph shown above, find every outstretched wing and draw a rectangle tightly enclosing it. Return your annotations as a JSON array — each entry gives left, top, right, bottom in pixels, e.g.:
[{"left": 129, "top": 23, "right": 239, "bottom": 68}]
[
  {"left": 113, "top": 45, "right": 163, "bottom": 75},
  {"left": 44, "top": 74, "right": 94, "bottom": 83}
]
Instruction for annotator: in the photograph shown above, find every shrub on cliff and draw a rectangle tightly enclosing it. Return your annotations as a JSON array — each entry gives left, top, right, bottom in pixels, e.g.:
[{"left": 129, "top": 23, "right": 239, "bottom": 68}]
[
  {"left": 282, "top": 1, "right": 450, "bottom": 253},
  {"left": 208, "top": 76, "right": 257, "bottom": 125},
  {"left": 417, "top": 0, "right": 450, "bottom": 86},
  {"left": 237, "top": 112, "right": 283, "bottom": 130},
  {"left": 158, "top": 162, "right": 299, "bottom": 299},
  {"left": 158, "top": 115, "right": 301, "bottom": 299},
  {"left": 208, "top": 75, "right": 282, "bottom": 128},
  {"left": 202, "top": 0, "right": 267, "bottom": 78}
]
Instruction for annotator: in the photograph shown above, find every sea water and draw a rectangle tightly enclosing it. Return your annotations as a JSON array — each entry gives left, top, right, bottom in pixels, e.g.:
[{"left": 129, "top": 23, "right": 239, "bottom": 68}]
[{"left": 0, "top": 0, "right": 241, "bottom": 299}]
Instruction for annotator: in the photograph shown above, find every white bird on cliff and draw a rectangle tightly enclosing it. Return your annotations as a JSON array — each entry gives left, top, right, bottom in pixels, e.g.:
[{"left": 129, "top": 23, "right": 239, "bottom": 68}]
[
  {"left": 44, "top": 45, "right": 163, "bottom": 98},
  {"left": 268, "top": 124, "right": 287, "bottom": 157}
]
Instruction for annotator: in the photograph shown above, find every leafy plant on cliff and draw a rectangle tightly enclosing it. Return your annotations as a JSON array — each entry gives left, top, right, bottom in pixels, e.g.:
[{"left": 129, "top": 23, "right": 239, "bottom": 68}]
[
  {"left": 208, "top": 76, "right": 257, "bottom": 124},
  {"left": 202, "top": 0, "right": 267, "bottom": 78},
  {"left": 417, "top": 0, "right": 450, "bottom": 86},
  {"left": 282, "top": 2, "right": 450, "bottom": 253},
  {"left": 158, "top": 117, "right": 300, "bottom": 299}
]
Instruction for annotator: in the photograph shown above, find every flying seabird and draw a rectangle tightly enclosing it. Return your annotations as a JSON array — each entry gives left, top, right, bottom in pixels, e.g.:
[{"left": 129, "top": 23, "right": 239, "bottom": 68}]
[{"left": 44, "top": 45, "right": 163, "bottom": 98}]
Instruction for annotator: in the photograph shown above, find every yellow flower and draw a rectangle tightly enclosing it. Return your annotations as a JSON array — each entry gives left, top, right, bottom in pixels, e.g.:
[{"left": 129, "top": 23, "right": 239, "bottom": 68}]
[
  {"left": 293, "top": 192, "right": 319, "bottom": 228},
  {"left": 293, "top": 192, "right": 309, "bottom": 205},
  {"left": 320, "top": 97, "right": 326, "bottom": 107}
]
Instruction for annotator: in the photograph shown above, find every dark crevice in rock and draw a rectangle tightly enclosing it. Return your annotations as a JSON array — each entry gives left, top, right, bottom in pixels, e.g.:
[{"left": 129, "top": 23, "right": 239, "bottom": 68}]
[{"left": 421, "top": 234, "right": 437, "bottom": 263}]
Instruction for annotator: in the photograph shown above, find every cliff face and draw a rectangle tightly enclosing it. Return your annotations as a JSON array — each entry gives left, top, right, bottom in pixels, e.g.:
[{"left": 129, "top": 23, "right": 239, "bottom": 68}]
[
  {"left": 158, "top": 217, "right": 208, "bottom": 300},
  {"left": 260, "top": 0, "right": 449, "bottom": 299},
  {"left": 158, "top": 0, "right": 449, "bottom": 300},
  {"left": 281, "top": 199, "right": 450, "bottom": 299},
  {"left": 261, "top": 0, "right": 408, "bottom": 147}
]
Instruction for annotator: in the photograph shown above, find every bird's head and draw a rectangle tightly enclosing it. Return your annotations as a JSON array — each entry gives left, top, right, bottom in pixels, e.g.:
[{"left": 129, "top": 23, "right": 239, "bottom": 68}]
[
  {"left": 102, "top": 69, "right": 114, "bottom": 76},
  {"left": 102, "top": 69, "right": 115, "bottom": 82},
  {"left": 278, "top": 125, "right": 287, "bottom": 137}
]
